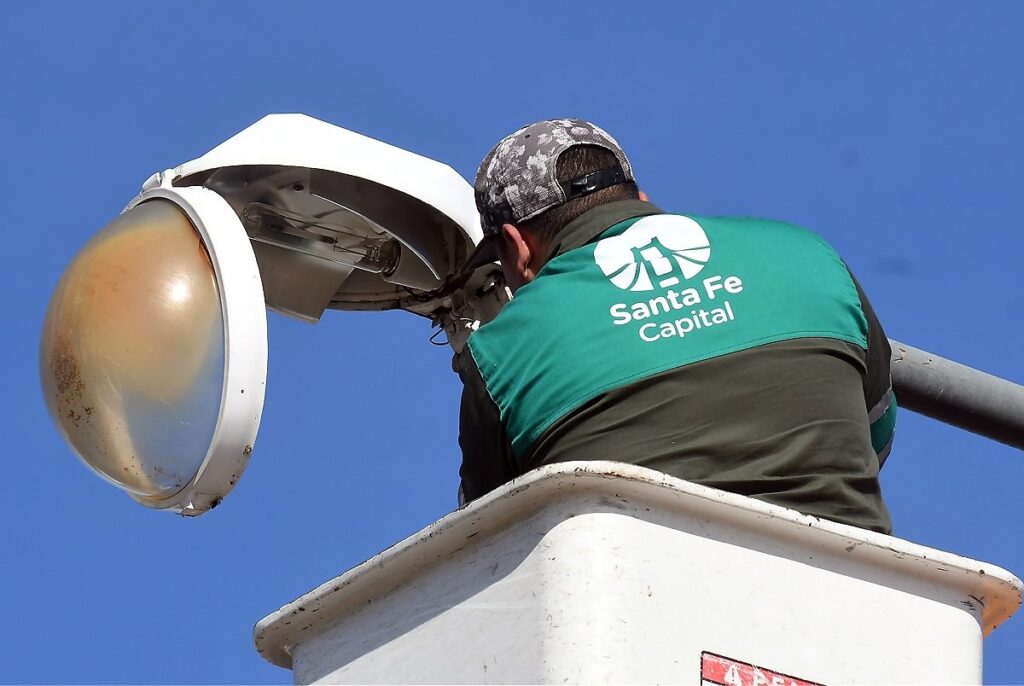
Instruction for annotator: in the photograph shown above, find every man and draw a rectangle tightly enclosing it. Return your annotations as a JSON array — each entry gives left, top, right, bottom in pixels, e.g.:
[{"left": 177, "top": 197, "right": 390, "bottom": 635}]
[{"left": 457, "top": 119, "right": 895, "bottom": 533}]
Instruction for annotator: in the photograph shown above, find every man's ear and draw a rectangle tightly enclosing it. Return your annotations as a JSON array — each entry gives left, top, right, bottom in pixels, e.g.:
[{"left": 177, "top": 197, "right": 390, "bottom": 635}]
[
  {"left": 500, "top": 223, "right": 537, "bottom": 284},
  {"left": 638, "top": 189, "right": 649, "bottom": 202}
]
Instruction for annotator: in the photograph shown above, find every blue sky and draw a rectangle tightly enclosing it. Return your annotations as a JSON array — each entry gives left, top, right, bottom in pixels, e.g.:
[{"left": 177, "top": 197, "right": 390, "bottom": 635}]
[{"left": 2, "top": 1, "right": 1022, "bottom": 683}]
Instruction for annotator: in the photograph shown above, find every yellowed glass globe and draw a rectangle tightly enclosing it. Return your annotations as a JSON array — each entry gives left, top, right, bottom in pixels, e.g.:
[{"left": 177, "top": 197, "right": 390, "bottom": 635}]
[{"left": 40, "top": 200, "right": 226, "bottom": 498}]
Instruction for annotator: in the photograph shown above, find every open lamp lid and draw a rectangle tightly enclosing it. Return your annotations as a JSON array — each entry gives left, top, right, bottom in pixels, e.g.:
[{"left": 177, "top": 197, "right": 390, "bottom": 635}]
[{"left": 168, "top": 113, "right": 484, "bottom": 321}]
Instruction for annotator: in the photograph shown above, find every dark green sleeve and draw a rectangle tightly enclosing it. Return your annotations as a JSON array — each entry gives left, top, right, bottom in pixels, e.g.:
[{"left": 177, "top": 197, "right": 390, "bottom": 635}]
[
  {"left": 456, "top": 347, "right": 518, "bottom": 502},
  {"left": 848, "top": 268, "right": 897, "bottom": 467}
]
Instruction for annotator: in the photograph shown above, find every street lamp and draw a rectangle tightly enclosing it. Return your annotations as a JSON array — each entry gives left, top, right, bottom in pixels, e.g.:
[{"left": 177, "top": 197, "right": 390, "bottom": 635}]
[{"left": 40, "top": 113, "right": 507, "bottom": 515}]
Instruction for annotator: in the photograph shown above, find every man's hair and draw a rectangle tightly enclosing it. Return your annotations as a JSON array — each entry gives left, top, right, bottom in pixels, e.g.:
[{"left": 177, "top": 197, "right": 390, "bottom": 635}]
[{"left": 520, "top": 145, "right": 639, "bottom": 243}]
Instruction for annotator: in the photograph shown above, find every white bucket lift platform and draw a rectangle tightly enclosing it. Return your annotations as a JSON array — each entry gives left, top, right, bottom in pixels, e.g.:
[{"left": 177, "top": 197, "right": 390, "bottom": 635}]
[{"left": 254, "top": 462, "right": 1021, "bottom": 684}]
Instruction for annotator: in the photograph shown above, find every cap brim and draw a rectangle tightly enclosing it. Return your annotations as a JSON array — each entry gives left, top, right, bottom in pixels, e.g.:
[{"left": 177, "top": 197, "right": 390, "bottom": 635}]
[{"left": 457, "top": 235, "right": 500, "bottom": 275}]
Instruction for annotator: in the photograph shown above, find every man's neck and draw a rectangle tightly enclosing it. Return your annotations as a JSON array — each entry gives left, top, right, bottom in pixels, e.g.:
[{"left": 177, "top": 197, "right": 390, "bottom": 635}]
[{"left": 542, "top": 199, "right": 663, "bottom": 264}]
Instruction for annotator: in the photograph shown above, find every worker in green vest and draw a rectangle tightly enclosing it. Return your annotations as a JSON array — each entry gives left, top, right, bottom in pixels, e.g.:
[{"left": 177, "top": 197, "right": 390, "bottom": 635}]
[{"left": 457, "top": 119, "right": 895, "bottom": 533}]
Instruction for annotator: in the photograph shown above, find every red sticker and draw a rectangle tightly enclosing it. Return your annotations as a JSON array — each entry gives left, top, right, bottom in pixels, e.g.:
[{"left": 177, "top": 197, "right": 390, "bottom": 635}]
[{"left": 701, "top": 652, "right": 824, "bottom": 686}]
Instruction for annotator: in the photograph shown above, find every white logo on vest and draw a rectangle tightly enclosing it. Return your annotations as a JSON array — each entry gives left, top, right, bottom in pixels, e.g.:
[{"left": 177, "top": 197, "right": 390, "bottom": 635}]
[
  {"left": 594, "top": 215, "right": 711, "bottom": 292},
  {"left": 599, "top": 215, "right": 745, "bottom": 343}
]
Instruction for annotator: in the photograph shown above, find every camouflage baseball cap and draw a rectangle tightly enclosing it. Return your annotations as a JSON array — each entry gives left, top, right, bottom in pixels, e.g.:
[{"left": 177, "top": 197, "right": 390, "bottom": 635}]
[{"left": 460, "top": 118, "right": 634, "bottom": 273}]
